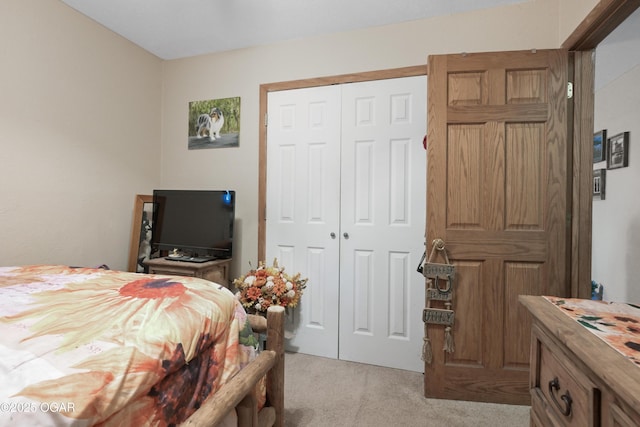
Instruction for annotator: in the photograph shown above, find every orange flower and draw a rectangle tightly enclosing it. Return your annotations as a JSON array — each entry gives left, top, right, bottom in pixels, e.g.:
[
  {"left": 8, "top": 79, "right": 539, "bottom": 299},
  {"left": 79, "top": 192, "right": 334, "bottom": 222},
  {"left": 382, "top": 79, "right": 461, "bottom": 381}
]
[
  {"left": 119, "top": 278, "right": 187, "bottom": 299},
  {"left": 273, "top": 281, "right": 286, "bottom": 296},
  {"left": 246, "top": 286, "right": 262, "bottom": 301}
]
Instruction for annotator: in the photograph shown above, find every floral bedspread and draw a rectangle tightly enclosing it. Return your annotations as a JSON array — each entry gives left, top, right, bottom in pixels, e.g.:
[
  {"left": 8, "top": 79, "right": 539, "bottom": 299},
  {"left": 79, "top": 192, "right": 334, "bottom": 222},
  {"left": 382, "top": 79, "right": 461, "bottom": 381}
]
[
  {"left": 0, "top": 265, "right": 258, "bottom": 426},
  {"left": 544, "top": 296, "right": 640, "bottom": 367}
]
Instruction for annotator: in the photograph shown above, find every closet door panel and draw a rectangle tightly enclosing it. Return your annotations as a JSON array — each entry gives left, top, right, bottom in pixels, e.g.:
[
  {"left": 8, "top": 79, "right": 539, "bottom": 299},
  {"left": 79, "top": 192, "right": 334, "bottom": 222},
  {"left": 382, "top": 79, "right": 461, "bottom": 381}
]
[
  {"left": 266, "top": 86, "right": 342, "bottom": 358},
  {"left": 339, "top": 76, "right": 427, "bottom": 372}
]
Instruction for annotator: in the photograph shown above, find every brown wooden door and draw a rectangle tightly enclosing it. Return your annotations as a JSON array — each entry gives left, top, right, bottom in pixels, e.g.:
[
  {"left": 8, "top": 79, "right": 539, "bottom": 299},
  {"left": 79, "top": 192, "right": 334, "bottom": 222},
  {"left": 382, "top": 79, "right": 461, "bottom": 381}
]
[{"left": 425, "top": 49, "right": 570, "bottom": 405}]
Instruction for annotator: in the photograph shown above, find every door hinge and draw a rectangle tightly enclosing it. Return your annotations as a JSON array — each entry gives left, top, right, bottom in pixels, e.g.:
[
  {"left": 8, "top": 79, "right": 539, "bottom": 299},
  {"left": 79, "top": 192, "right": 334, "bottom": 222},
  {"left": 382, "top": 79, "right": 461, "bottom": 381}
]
[
  {"left": 264, "top": 112, "right": 268, "bottom": 127},
  {"left": 567, "top": 82, "right": 573, "bottom": 99}
]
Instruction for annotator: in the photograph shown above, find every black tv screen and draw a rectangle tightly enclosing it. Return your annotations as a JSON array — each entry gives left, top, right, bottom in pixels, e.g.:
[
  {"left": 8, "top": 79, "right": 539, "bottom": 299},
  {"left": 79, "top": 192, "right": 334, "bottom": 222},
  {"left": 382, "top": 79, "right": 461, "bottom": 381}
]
[{"left": 151, "top": 190, "right": 235, "bottom": 259}]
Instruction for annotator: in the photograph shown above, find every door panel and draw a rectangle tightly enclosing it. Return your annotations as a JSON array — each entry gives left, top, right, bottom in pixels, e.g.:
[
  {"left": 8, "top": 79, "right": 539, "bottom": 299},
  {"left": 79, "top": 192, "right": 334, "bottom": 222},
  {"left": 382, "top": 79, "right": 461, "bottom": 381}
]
[
  {"left": 266, "top": 86, "right": 342, "bottom": 358},
  {"left": 339, "top": 76, "right": 426, "bottom": 372},
  {"left": 426, "top": 50, "right": 569, "bottom": 404}
]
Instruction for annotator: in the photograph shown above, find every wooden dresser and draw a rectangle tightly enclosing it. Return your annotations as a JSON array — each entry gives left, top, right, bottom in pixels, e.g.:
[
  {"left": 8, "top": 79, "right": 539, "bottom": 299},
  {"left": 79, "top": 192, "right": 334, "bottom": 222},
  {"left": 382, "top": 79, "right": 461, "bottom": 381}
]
[
  {"left": 519, "top": 295, "right": 640, "bottom": 427},
  {"left": 144, "top": 257, "right": 232, "bottom": 288}
]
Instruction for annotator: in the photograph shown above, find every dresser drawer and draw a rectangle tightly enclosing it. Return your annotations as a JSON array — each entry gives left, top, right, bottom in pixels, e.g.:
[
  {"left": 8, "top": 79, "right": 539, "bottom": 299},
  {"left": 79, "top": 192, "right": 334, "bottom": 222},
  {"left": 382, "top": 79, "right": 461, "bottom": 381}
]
[
  {"left": 201, "top": 267, "right": 226, "bottom": 286},
  {"left": 532, "top": 327, "right": 600, "bottom": 426},
  {"left": 604, "top": 399, "right": 640, "bottom": 427},
  {"left": 144, "top": 258, "right": 231, "bottom": 288},
  {"left": 149, "top": 267, "right": 196, "bottom": 277}
]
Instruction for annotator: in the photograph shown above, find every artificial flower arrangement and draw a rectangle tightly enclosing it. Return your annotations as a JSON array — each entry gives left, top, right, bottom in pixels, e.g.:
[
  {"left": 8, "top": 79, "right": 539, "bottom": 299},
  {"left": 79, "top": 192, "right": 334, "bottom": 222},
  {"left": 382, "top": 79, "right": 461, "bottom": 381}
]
[{"left": 234, "top": 259, "right": 308, "bottom": 315}]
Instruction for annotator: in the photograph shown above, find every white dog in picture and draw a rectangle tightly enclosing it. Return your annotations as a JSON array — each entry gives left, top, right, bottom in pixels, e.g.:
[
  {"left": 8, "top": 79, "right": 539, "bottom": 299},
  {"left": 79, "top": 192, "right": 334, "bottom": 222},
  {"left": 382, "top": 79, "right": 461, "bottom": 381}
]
[{"left": 196, "top": 107, "right": 224, "bottom": 140}]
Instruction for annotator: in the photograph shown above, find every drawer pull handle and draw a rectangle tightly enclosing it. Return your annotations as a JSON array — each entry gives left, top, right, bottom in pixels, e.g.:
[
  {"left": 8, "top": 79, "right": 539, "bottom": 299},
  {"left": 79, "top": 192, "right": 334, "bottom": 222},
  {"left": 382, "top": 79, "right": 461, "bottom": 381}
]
[{"left": 548, "top": 377, "right": 573, "bottom": 417}]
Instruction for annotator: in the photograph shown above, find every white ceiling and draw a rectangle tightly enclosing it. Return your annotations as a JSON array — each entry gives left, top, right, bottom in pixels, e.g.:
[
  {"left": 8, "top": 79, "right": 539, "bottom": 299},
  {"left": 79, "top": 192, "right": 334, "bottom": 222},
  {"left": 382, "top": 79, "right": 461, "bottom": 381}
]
[{"left": 59, "top": 0, "right": 526, "bottom": 60}]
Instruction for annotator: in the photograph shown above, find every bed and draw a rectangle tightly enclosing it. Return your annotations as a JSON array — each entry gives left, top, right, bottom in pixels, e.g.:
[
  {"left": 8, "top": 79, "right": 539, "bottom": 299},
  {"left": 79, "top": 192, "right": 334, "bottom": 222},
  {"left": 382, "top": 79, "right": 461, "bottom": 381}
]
[{"left": 0, "top": 265, "right": 284, "bottom": 427}]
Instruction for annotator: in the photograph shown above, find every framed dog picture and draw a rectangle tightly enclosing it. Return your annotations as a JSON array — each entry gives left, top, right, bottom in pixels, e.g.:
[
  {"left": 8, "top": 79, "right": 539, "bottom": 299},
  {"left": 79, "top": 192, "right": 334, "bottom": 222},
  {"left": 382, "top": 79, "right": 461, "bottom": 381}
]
[{"left": 188, "top": 97, "right": 240, "bottom": 150}]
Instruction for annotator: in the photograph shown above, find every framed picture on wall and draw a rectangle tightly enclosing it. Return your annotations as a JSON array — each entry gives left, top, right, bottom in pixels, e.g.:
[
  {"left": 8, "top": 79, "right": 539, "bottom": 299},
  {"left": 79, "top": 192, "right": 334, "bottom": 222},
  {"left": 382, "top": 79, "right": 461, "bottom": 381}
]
[
  {"left": 607, "top": 131, "right": 630, "bottom": 169},
  {"left": 187, "top": 97, "right": 241, "bottom": 150},
  {"left": 593, "top": 169, "right": 606, "bottom": 201},
  {"left": 593, "top": 129, "right": 607, "bottom": 163}
]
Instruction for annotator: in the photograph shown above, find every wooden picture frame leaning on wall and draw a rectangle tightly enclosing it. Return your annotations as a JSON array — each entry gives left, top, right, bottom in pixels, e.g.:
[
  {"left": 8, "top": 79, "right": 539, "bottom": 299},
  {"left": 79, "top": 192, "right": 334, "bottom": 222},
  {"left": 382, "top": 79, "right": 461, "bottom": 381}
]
[{"left": 128, "top": 194, "right": 153, "bottom": 272}]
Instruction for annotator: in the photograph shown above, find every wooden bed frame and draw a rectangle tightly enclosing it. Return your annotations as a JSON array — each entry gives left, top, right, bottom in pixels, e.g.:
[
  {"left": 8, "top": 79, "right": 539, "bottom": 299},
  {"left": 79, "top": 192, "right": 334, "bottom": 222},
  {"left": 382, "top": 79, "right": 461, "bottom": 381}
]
[{"left": 182, "top": 305, "right": 285, "bottom": 427}]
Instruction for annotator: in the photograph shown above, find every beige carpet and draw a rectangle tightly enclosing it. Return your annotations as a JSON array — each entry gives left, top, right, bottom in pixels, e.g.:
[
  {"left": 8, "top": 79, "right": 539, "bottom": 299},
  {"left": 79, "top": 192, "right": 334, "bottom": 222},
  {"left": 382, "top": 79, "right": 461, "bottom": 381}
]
[{"left": 283, "top": 352, "right": 530, "bottom": 427}]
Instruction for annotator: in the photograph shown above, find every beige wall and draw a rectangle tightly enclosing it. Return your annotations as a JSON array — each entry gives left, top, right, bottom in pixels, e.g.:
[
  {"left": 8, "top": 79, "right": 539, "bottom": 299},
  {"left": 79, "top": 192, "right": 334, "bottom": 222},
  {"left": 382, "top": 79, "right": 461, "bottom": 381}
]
[
  {"left": 593, "top": 63, "right": 640, "bottom": 303},
  {"left": 160, "top": 0, "right": 561, "bottom": 277},
  {"left": 558, "top": 0, "right": 599, "bottom": 43},
  {"left": 0, "top": 0, "right": 162, "bottom": 269},
  {"left": 592, "top": 8, "right": 640, "bottom": 303},
  {"left": 1, "top": 0, "right": 599, "bottom": 276}
]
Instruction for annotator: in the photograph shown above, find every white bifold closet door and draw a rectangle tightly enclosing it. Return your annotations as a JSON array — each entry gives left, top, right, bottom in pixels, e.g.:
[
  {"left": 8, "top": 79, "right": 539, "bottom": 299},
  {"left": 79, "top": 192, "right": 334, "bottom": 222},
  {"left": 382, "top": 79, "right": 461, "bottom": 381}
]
[{"left": 266, "top": 76, "right": 426, "bottom": 372}]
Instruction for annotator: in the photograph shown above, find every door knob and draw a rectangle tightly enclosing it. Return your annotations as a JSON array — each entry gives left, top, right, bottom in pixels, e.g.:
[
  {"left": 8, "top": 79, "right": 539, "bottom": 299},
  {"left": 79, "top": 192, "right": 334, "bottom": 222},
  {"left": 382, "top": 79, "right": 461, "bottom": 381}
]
[
  {"left": 343, "top": 232, "right": 349, "bottom": 239},
  {"left": 330, "top": 232, "right": 336, "bottom": 239}
]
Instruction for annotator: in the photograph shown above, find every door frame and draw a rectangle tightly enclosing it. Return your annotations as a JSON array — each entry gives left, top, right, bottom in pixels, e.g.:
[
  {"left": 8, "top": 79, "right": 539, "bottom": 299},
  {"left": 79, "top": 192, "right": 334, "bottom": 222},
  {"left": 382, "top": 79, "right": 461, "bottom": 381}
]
[
  {"left": 257, "top": 65, "right": 427, "bottom": 260},
  {"left": 564, "top": 0, "right": 640, "bottom": 299}
]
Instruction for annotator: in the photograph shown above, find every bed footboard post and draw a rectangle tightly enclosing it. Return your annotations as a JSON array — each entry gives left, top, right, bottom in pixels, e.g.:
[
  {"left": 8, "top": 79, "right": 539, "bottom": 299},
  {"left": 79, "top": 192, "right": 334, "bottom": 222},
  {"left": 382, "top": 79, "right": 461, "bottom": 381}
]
[{"left": 266, "top": 306, "right": 285, "bottom": 427}]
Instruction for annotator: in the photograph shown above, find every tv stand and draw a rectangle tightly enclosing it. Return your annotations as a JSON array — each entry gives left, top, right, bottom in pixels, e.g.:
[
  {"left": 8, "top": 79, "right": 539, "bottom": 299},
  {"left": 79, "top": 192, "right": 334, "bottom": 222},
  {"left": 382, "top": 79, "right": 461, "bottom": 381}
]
[{"left": 144, "top": 257, "right": 231, "bottom": 288}]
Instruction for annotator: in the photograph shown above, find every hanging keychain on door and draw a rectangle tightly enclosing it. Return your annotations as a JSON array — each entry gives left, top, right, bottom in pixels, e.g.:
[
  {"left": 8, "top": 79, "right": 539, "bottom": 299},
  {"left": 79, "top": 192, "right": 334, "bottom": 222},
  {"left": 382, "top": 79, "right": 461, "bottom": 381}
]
[{"left": 421, "top": 238, "right": 456, "bottom": 364}]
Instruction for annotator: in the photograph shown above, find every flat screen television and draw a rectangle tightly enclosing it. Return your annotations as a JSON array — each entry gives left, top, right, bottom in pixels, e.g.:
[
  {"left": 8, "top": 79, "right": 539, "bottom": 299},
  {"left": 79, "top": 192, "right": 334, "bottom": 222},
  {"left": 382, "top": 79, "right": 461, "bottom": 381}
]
[{"left": 151, "top": 190, "right": 235, "bottom": 262}]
